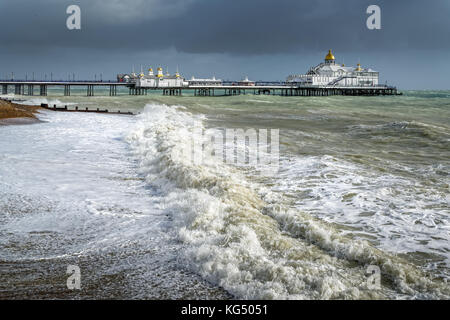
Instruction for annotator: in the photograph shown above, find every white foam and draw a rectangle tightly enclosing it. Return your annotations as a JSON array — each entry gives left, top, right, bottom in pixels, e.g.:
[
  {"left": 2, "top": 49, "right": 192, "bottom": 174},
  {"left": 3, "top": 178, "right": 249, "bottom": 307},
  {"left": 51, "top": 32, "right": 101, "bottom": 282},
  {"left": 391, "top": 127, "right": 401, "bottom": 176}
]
[
  {"left": 271, "top": 154, "right": 450, "bottom": 273},
  {"left": 127, "top": 104, "right": 450, "bottom": 299},
  {"left": 15, "top": 97, "right": 70, "bottom": 106}
]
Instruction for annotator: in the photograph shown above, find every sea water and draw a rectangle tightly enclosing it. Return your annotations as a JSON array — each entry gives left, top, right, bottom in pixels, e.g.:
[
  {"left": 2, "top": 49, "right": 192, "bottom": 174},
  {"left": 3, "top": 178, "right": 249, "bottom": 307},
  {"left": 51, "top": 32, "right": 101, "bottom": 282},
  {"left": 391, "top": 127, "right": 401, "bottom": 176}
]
[{"left": 0, "top": 89, "right": 449, "bottom": 299}]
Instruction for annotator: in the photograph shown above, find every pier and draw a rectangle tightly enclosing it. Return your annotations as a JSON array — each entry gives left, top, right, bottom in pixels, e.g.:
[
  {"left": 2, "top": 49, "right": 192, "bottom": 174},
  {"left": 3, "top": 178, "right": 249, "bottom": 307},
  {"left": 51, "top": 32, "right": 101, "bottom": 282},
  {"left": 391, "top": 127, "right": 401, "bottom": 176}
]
[
  {"left": 0, "top": 80, "right": 127, "bottom": 97},
  {"left": 0, "top": 80, "right": 400, "bottom": 97}
]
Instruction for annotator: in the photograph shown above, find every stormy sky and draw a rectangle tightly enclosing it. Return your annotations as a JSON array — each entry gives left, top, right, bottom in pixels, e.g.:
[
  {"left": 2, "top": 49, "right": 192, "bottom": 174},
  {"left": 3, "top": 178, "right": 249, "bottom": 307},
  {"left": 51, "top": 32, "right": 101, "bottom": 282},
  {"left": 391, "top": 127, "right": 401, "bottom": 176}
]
[{"left": 0, "top": 0, "right": 449, "bottom": 89}]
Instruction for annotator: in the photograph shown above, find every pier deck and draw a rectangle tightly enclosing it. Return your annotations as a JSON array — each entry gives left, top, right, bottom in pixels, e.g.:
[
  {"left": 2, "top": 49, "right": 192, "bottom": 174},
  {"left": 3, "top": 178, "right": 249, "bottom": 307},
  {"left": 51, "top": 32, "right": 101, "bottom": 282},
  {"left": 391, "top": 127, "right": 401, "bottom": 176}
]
[{"left": 0, "top": 80, "right": 399, "bottom": 97}]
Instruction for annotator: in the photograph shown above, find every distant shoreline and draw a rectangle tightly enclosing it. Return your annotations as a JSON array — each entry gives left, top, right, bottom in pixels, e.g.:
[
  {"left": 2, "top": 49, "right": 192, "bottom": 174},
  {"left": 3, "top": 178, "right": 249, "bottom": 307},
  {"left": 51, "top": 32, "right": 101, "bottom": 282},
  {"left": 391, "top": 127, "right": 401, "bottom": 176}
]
[{"left": 0, "top": 99, "right": 42, "bottom": 125}]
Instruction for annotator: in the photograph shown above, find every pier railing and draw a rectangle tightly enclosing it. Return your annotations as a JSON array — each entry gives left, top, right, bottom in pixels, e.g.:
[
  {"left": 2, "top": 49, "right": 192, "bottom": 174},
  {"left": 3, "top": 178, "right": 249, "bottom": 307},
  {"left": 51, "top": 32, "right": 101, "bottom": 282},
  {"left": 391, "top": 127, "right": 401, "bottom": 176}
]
[{"left": 0, "top": 79, "right": 399, "bottom": 97}]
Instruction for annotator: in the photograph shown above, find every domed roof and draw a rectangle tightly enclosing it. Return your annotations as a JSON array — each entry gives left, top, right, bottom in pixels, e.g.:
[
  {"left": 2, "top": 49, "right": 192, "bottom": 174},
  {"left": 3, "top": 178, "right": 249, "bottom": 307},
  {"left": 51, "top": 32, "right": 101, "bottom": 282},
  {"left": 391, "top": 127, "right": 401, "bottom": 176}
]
[{"left": 325, "top": 49, "right": 335, "bottom": 61}]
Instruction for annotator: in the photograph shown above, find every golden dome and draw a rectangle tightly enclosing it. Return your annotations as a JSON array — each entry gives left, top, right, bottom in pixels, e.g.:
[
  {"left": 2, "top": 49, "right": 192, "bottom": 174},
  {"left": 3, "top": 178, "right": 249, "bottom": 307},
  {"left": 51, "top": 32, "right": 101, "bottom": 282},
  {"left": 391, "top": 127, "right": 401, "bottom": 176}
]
[{"left": 325, "top": 49, "right": 335, "bottom": 61}]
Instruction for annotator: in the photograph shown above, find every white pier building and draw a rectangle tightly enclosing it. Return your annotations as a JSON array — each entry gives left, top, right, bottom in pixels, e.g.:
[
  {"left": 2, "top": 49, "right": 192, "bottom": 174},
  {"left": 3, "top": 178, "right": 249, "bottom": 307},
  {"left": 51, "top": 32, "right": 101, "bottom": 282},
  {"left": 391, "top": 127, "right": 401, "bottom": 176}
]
[
  {"left": 188, "top": 76, "right": 223, "bottom": 86},
  {"left": 135, "top": 67, "right": 188, "bottom": 88},
  {"left": 287, "top": 50, "right": 379, "bottom": 87}
]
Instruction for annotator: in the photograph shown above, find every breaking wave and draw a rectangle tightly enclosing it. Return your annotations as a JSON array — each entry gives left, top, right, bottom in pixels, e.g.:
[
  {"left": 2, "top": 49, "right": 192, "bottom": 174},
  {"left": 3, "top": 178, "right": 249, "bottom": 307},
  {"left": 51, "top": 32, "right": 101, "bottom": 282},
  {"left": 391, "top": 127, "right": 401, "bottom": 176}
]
[{"left": 126, "top": 104, "right": 450, "bottom": 299}]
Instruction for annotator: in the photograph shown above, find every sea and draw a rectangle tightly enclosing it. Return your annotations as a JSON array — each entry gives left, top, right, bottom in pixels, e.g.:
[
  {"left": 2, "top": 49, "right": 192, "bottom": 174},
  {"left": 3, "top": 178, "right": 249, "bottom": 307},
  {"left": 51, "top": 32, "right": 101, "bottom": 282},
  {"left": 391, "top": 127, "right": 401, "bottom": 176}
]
[{"left": 0, "top": 88, "right": 449, "bottom": 299}]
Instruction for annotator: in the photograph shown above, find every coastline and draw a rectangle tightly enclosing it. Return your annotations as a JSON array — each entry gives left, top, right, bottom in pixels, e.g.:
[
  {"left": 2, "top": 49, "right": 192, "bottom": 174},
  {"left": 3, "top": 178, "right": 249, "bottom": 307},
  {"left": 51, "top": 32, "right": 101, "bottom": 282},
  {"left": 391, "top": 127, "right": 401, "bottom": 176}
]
[
  {"left": 0, "top": 98, "right": 42, "bottom": 125},
  {"left": 0, "top": 90, "right": 449, "bottom": 299}
]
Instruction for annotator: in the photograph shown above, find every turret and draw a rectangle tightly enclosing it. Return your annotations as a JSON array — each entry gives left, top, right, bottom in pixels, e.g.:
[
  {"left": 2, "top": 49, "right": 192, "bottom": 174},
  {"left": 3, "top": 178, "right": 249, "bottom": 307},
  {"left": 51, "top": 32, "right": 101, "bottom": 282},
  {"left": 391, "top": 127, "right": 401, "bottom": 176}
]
[
  {"left": 157, "top": 67, "right": 163, "bottom": 78},
  {"left": 325, "top": 49, "right": 336, "bottom": 64}
]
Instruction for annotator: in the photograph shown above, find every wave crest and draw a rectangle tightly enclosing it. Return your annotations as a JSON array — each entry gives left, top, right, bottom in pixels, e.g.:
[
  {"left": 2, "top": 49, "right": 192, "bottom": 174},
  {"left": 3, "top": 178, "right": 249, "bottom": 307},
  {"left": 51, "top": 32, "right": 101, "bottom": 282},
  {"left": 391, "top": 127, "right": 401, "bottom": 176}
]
[{"left": 127, "top": 104, "right": 450, "bottom": 299}]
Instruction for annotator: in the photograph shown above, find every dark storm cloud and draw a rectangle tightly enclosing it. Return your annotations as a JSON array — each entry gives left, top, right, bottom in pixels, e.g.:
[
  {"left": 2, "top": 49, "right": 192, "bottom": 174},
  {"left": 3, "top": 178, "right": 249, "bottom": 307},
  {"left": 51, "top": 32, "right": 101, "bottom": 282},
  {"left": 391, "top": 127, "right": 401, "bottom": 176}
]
[
  {"left": 0, "top": 0, "right": 449, "bottom": 55},
  {"left": 0, "top": 0, "right": 449, "bottom": 88}
]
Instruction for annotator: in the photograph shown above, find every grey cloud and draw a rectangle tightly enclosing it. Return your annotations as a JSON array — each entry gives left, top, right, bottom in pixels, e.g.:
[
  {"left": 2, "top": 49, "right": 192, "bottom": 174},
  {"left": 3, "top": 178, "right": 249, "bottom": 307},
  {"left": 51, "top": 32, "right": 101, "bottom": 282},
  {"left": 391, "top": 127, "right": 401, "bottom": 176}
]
[
  {"left": 0, "top": 0, "right": 449, "bottom": 54},
  {"left": 0, "top": 0, "right": 448, "bottom": 89}
]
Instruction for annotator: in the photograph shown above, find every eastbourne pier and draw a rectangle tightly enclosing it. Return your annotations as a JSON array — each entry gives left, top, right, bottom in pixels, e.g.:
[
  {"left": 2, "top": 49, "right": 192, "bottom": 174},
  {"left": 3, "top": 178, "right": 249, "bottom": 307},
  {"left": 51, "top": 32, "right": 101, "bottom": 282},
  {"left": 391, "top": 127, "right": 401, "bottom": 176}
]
[
  {"left": 0, "top": 50, "right": 401, "bottom": 97},
  {"left": 0, "top": 80, "right": 399, "bottom": 97}
]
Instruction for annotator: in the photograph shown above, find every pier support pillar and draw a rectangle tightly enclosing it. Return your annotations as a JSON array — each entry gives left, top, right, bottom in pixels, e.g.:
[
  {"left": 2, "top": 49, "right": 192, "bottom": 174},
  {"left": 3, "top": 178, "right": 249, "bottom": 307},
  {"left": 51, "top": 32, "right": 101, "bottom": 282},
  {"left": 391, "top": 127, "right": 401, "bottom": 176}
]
[
  {"left": 64, "top": 85, "right": 71, "bottom": 96},
  {"left": 109, "top": 85, "right": 117, "bottom": 96},
  {"left": 14, "top": 84, "right": 24, "bottom": 95},
  {"left": 2, "top": 84, "right": 7, "bottom": 95},
  {"left": 87, "top": 85, "right": 94, "bottom": 96},
  {"left": 27, "top": 84, "right": 34, "bottom": 96},
  {"left": 195, "top": 88, "right": 213, "bottom": 97},
  {"left": 129, "top": 87, "right": 146, "bottom": 95},
  {"left": 39, "top": 85, "right": 47, "bottom": 96}
]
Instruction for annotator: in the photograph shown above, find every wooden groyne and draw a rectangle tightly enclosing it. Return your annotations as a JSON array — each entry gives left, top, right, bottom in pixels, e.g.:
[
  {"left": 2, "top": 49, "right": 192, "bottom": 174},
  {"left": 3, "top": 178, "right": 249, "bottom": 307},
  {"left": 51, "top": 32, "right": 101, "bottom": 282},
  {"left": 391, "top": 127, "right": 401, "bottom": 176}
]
[
  {"left": 0, "top": 98, "right": 135, "bottom": 116},
  {"left": 0, "top": 97, "right": 136, "bottom": 116},
  {"left": 40, "top": 103, "right": 135, "bottom": 115}
]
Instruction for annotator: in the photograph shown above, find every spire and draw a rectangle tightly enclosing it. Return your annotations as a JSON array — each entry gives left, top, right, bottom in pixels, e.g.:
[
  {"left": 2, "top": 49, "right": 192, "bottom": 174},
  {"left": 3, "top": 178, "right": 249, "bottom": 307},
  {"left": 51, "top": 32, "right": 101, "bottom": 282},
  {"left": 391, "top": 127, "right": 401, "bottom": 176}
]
[
  {"left": 325, "top": 49, "right": 335, "bottom": 61},
  {"left": 157, "top": 67, "right": 163, "bottom": 78}
]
